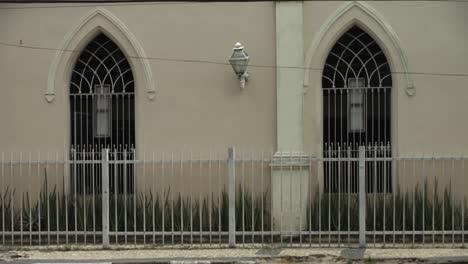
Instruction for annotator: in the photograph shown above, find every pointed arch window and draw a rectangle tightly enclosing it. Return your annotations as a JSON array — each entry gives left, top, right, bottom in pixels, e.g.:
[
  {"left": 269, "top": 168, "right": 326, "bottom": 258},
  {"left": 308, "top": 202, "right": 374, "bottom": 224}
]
[
  {"left": 322, "top": 26, "right": 391, "bottom": 193},
  {"left": 70, "top": 33, "right": 135, "bottom": 194}
]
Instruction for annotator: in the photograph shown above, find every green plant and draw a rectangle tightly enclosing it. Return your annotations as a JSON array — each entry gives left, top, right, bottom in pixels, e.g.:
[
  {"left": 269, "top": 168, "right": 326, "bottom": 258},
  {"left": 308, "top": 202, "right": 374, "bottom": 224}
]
[
  {"left": 307, "top": 179, "right": 468, "bottom": 232},
  {"left": 0, "top": 182, "right": 270, "bottom": 235}
]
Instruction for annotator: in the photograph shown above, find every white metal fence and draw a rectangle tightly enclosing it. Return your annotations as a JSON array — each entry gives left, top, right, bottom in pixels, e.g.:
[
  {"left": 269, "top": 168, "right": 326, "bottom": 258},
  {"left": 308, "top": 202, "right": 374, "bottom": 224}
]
[{"left": 0, "top": 146, "right": 467, "bottom": 248}]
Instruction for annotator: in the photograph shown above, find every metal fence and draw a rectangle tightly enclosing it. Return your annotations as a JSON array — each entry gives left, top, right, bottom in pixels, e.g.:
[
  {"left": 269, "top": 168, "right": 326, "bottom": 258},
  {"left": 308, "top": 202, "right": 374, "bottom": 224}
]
[{"left": 0, "top": 146, "right": 467, "bottom": 248}]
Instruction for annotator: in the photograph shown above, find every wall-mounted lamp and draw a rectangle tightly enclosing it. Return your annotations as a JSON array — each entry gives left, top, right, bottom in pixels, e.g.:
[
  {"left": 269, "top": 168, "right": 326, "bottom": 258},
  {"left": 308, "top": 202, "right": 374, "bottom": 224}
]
[{"left": 229, "top": 42, "right": 250, "bottom": 89}]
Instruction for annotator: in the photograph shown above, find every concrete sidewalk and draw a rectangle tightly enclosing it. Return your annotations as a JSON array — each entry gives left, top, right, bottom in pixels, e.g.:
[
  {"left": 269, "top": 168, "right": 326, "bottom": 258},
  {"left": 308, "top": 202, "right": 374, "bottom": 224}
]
[{"left": 2, "top": 246, "right": 468, "bottom": 263}]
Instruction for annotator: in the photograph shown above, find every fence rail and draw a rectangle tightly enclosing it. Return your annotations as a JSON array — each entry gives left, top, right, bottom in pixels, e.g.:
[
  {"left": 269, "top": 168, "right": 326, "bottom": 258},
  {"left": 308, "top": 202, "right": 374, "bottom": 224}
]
[{"left": 0, "top": 146, "right": 467, "bottom": 248}]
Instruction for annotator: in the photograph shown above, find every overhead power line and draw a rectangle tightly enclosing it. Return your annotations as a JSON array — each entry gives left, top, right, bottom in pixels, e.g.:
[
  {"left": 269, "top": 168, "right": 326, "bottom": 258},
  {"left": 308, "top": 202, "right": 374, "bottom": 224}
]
[
  {"left": 0, "top": 1, "right": 203, "bottom": 10},
  {"left": 0, "top": 0, "right": 467, "bottom": 10},
  {"left": 0, "top": 40, "right": 467, "bottom": 77}
]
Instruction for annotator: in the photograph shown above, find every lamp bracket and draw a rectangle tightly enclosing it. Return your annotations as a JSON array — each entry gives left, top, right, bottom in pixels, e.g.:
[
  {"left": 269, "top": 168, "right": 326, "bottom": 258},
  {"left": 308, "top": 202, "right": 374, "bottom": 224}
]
[{"left": 239, "top": 72, "right": 249, "bottom": 90}]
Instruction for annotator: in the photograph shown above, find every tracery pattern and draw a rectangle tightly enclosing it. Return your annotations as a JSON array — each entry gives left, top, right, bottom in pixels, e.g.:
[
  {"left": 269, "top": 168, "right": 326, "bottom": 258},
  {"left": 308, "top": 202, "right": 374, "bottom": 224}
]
[
  {"left": 322, "top": 26, "right": 392, "bottom": 193},
  {"left": 70, "top": 33, "right": 135, "bottom": 194}
]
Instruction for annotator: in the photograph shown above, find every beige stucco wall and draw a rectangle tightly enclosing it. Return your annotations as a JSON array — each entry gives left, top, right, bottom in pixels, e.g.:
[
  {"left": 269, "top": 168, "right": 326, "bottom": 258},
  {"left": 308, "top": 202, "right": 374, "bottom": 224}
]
[
  {"left": 303, "top": 1, "right": 468, "bottom": 156},
  {"left": 0, "top": 2, "right": 276, "bottom": 154},
  {"left": 1, "top": 1, "right": 468, "bottom": 205},
  {"left": 1, "top": 1, "right": 467, "bottom": 156},
  {"left": 300, "top": 0, "right": 468, "bottom": 204}
]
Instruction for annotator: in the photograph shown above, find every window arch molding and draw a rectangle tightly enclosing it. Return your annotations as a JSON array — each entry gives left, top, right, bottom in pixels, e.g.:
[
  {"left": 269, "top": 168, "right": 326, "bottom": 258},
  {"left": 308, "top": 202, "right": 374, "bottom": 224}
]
[
  {"left": 303, "top": 1, "right": 414, "bottom": 158},
  {"left": 303, "top": 1, "right": 414, "bottom": 95},
  {"left": 46, "top": 7, "right": 156, "bottom": 102}
]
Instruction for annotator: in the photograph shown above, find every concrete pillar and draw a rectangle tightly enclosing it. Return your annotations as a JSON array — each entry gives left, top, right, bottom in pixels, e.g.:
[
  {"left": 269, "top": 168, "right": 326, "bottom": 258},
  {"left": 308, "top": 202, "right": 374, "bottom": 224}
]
[
  {"left": 275, "top": 1, "right": 304, "bottom": 151},
  {"left": 272, "top": 1, "right": 309, "bottom": 232},
  {"left": 271, "top": 155, "right": 309, "bottom": 232}
]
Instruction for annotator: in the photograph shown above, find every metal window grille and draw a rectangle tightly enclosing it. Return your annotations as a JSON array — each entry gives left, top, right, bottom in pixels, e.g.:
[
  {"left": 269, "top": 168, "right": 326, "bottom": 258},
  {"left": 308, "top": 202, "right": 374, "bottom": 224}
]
[
  {"left": 70, "top": 33, "right": 135, "bottom": 194},
  {"left": 323, "top": 26, "right": 392, "bottom": 193}
]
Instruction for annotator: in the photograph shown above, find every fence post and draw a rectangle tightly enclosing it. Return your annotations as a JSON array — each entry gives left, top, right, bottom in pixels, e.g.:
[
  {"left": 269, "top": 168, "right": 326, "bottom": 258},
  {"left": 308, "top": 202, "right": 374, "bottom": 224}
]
[
  {"left": 358, "top": 146, "right": 366, "bottom": 248},
  {"left": 228, "top": 146, "right": 236, "bottom": 248},
  {"left": 102, "top": 148, "right": 110, "bottom": 249}
]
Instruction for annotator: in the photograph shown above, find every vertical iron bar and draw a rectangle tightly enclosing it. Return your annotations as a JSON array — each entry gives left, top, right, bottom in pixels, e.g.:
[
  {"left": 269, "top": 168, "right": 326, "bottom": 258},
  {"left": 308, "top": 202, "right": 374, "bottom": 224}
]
[
  {"left": 124, "top": 148, "right": 127, "bottom": 244},
  {"left": 318, "top": 152, "right": 322, "bottom": 247},
  {"left": 102, "top": 148, "right": 110, "bottom": 249},
  {"left": 180, "top": 149, "right": 184, "bottom": 246},
  {"left": 333, "top": 85, "right": 337, "bottom": 195},
  {"left": 47, "top": 152, "right": 51, "bottom": 245},
  {"left": 97, "top": 145, "right": 101, "bottom": 244},
  {"left": 92, "top": 147, "right": 96, "bottom": 244},
  {"left": 242, "top": 149, "right": 245, "bottom": 246},
  {"left": 327, "top": 145, "right": 331, "bottom": 247},
  {"left": 347, "top": 145, "right": 351, "bottom": 246},
  {"left": 280, "top": 150, "right": 283, "bottom": 247},
  {"left": 82, "top": 150, "right": 86, "bottom": 245},
  {"left": 161, "top": 152, "right": 165, "bottom": 246},
  {"left": 114, "top": 147, "right": 118, "bottom": 244},
  {"left": 133, "top": 148, "right": 136, "bottom": 245},
  {"left": 152, "top": 152, "right": 156, "bottom": 245},
  {"left": 402, "top": 157, "right": 406, "bottom": 246},
  {"left": 308, "top": 153, "right": 312, "bottom": 248},
  {"left": 10, "top": 153, "right": 13, "bottom": 246},
  {"left": 19, "top": 152, "right": 23, "bottom": 246},
  {"left": 217, "top": 149, "right": 221, "bottom": 247},
  {"left": 190, "top": 149, "right": 193, "bottom": 245},
  {"left": 209, "top": 148, "right": 212, "bottom": 246},
  {"left": 392, "top": 155, "right": 396, "bottom": 247},
  {"left": 299, "top": 151, "right": 303, "bottom": 247},
  {"left": 442, "top": 159, "right": 445, "bottom": 245},
  {"left": 383, "top": 144, "right": 387, "bottom": 246},
  {"left": 289, "top": 150, "right": 293, "bottom": 247},
  {"left": 432, "top": 156, "right": 435, "bottom": 246},
  {"left": 38, "top": 151, "right": 42, "bottom": 245},
  {"left": 199, "top": 151, "right": 202, "bottom": 246},
  {"left": 422, "top": 155, "right": 425, "bottom": 245},
  {"left": 359, "top": 146, "right": 366, "bottom": 248},
  {"left": 451, "top": 156, "right": 455, "bottom": 247},
  {"left": 377, "top": 88, "right": 380, "bottom": 156},
  {"left": 65, "top": 149, "right": 69, "bottom": 245},
  {"left": 72, "top": 149, "right": 77, "bottom": 245},
  {"left": 462, "top": 156, "right": 465, "bottom": 247},
  {"left": 251, "top": 150, "right": 255, "bottom": 246},
  {"left": 171, "top": 152, "right": 175, "bottom": 246},
  {"left": 1, "top": 152, "right": 3, "bottom": 246},
  {"left": 338, "top": 145, "right": 341, "bottom": 247},
  {"left": 228, "top": 147, "right": 236, "bottom": 248},
  {"left": 143, "top": 151, "right": 147, "bottom": 245},
  {"left": 373, "top": 145, "right": 377, "bottom": 247},
  {"left": 55, "top": 151, "right": 59, "bottom": 245},
  {"left": 113, "top": 153, "right": 117, "bottom": 239},
  {"left": 270, "top": 149, "right": 274, "bottom": 245},
  {"left": 412, "top": 156, "right": 415, "bottom": 247},
  {"left": 261, "top": 150, "right": 264, "bottom": 246}
]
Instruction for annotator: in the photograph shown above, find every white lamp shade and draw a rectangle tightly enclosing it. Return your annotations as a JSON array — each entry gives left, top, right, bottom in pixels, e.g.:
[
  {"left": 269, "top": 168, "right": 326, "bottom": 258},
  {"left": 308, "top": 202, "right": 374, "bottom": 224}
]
[{"left": 229, "top": 43, "right": 249, "bottom": 76}]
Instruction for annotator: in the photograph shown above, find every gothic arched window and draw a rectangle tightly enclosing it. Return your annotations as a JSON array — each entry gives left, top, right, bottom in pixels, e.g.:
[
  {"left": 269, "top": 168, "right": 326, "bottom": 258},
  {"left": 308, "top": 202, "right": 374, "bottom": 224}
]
[
  {"left": 70, "top": 33, "right": 135, "bottom": 194},
  {"left": 322, "top": 26, "right": 391, "bottom": 193}
]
